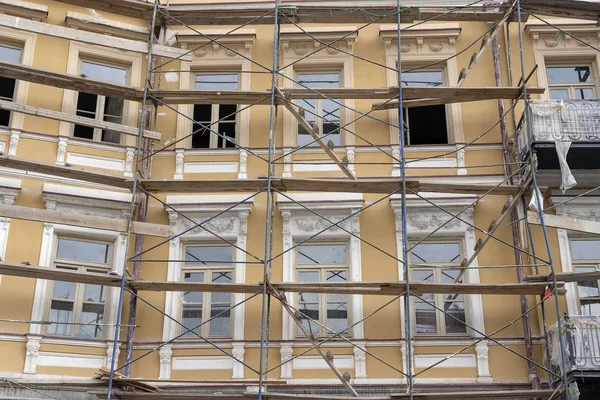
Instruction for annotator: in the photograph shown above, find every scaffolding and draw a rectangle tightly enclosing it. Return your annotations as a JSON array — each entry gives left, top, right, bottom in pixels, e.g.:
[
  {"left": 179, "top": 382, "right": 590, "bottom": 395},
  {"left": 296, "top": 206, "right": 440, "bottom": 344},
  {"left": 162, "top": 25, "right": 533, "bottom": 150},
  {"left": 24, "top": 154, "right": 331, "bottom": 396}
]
[{"left": 1, "top": 0, "right": 600, "bottom": 399}]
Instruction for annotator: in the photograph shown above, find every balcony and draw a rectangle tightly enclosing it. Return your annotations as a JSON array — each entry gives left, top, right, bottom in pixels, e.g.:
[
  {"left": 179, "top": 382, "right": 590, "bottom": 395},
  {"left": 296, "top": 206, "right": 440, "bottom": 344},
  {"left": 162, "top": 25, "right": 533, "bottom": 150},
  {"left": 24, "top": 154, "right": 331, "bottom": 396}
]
[
  {"left": 516, "top": 100, "right": 600, "bottom": 187},
  {"left": 549, "top": 316, "right": 600, "bottom": 399}
]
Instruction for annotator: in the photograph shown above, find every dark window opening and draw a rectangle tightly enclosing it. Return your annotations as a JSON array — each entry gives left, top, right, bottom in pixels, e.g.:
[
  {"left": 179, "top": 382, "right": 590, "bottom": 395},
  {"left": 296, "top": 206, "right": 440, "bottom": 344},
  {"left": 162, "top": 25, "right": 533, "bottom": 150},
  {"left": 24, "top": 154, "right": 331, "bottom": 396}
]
[
  {"left": 218, "top": 104, "right": 237, "bottom": 148},
  {"left": 101, "top": 97, "right": 123, "bottom": 144},
  {"left": 192, "top": 104, "right": 211, "bottom": 149},
  {"left": 73, "top": 92, "right": 97, "bottom": 140},
  {"left": 0, "top": 76, "right": 16, "bottom": 127},
  {"left": 403, "top": 104, "right": 448, "bottom": 145},
  {"left": 191, "top": 104, "right": 237, "bottom": 149}
]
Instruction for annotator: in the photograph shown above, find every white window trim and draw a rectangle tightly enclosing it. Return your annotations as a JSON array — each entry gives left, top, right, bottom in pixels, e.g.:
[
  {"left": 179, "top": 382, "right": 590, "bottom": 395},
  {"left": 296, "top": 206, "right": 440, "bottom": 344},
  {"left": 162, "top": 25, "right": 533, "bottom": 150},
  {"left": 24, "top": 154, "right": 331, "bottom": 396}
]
[
  {"left": 550, "top": 191, "right": 600, "bottom": 315},
  {"left": 280, "top": 27, "right": 358, "bottom": 176},
  {"left": 380, "top": 23, "right": 463, "bottom": 174},
  {"left": 0, "top": 176, "right": 21, "bottom": 286},
  {"left": 58, "top": 41, "right": 142, "bottom": 155},
  {"left": 0, "top": 26, "right": 36, "bottom": 155},
  {"left": 390, "top": 192, "right": 490, "bottom": 383},
  {"left": 526, "top": 20, "right": 600, "bottom": 101},
  {"left": 277, "top": 192, "right": 365, "bottom": 379},
  {"left": 161, "top": 194, "right": 253, "bottom": 380},
  {"left": 174, "top": 30, "right": 255, "bottom": 181}
]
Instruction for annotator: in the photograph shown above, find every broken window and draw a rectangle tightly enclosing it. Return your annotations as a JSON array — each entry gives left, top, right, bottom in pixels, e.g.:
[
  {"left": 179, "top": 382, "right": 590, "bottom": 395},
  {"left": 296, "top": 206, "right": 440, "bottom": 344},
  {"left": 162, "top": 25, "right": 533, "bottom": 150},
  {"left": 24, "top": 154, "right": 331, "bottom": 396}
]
[
  {"left": 47, "top": 238, "right": 111, "bottom": 339},
  {"left": 547, "top": 65, "right": 597, "bottom": 100},
  {"left": 0, "top": 44, "right": 22, "bottom": 127},
  {"left": 181, "top": 245, "right": 234, "bottom": 337},
  {"left": 296, "top": 243, "right": 349, "bottom": 337},
  {"left": 192, "top": 73, "right": 239, "bottom": 149},
  {"left": 73, "top": 60, "right": 128, "bottom": 144},
  {"left": 296, "top": 72, "right": 341, "bottom": 148},
  {"left": 410, "top": 242, "right": 466, "bottom": 336},
  {"left": 400, "top": 70, "right": 448, "bottom": 145}
]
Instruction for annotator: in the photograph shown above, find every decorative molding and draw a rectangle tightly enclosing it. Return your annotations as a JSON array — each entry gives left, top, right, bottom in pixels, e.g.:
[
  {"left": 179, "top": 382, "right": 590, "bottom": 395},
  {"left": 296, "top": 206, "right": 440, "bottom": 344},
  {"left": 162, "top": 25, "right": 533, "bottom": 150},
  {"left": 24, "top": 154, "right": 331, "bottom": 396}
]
[
  {"left": 280, "top": 344, "right": 293, "bottom": 379},
  {"left": 476, "top": 340, "right": 492, "bottom": 383},
  {"left": 282, "top": 148, "right": 292, "bottom": 178},
  {"left": 238, "top": 149, "right": 248, "bottom": 179},
  {"left": 159, "top": 344, "right": 173, "bottom": 379},
  {"left": 41, "top": 183, "right": 132, "bottom": 219},
  {"left": 457, "top": 147, "right": 467, "bottom": 175},
  {"left": 124, "top": 147, "right": 135, "bottom": 177},
  {"left": 174, "top": 149, "right": 185, "bottom": 180},
  {"left": 293, "top": 355, "right": 354, "bottom": 370},
  {"left": 56, "top": 137, "right": 68, "bottom": 165},
  {"left": 353, "top": 342, "right": 367, "bottom": 379},
  {"left": 232, "top": 343, "right": 246, "bottom": 379},
  {"left": 36, "top": 352, "right": 105, "bottom": 369},
  {"left": 66, "top": 152, "right": 125, "bottom": 172},
  {"left": 23, "top": 335, "right": 41, "bottom": 374},
  {"left": 105, "top": 342, "right": 120, "bottom": 369},
  {"left": 0, "top": 0, "right": 48, "bottom": 21},
  {"left": 184, "top": 161, "right": 239, "bottom": 174},
  {"left": 8, "top": 132, "right": 19, "bottom": 156},
  {"left": 65, "top": 11, "right": 149, "bottom": 41},
  {"left": 414, "top": 354, "right": 477, "bottom": 369},
  {"left": 172, "top": 356, "right": 234, "bottom": 371}
]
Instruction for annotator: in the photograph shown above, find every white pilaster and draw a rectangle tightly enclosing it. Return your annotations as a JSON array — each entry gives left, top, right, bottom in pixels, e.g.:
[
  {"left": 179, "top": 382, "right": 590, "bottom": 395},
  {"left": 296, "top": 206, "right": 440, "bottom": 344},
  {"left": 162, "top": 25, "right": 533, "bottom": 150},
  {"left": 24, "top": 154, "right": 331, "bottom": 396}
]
[
  {"left": 476, "top": 340, "right": 492, "bottom": 383},
  {"left": 23, "top": 334, "right": 41, "bottom": 374},
  {"left": 56, "top": 137, "right": 68, "bottom": 164},
  {"left": 159, "top": 344, "right": 173, "bottom": 379},
  {"left": 106, "top": 342, "right": 121, "bottom": 369},
  {"left": 232, "top": 343, "right": 246, "bottom": 379},
  {"left": 238, "top": 149, "right": 248, "bottom": 179},
  {"left": 391, "top": 145, "right": 400, "bottom": 177},
  {"left": 124, "top": 147, "right": 135, "bottom": 177},
  {"left": 280, "top": 344, "right": 293, "bottom": 379},
  {"left": 282, "top": 149, "right": 292, "bottom": 178},
  {"left": 353, "top": 341, "right": 367, "bottom": 380},
  {"left": 8, "top": 132, "right": 19, "bottom": 156},
  {"left": 174, "top": 149, "right": 185, "bottom": 180}
]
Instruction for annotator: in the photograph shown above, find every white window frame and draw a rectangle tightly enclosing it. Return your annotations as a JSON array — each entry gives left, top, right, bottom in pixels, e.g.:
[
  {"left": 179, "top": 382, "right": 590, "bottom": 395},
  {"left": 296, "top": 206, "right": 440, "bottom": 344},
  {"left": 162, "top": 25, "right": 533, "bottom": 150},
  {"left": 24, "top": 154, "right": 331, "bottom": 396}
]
[
  {"left": 391, "top": 192, "right": 489, "bottom": 382},
  {"left": 278, "top": 192, "right": 365, "bottom": 379},
  {"left": 190, "top": 72, "right": 240, "bottom": 149},
  {"left": 409, "top": 240, "right": 469, "bottom": 337},
  {"left": 545, "top": 63, "right": 598, "bottom": 100},
  {"left": 44, "top": 237, "right": 113, "bottom": 339},
  {"left": 161, "top": 195, "right": 252, "bottom": 380},
  {"left": 568, "top": 237, "right": 600, "bottom": 315},
  {"left": 180, "top": 244, "right": 235, "bottom": 338},
  {"left": 73, "top": 59, "right": 129, "bottom": 144},
  {"left": 0, "top": 27, "right": 36, "bottom": 155},
  {"left": 380, "top": 24, "right": 463, "bottom": 148},
  {"left": 295, "top": 242, "right": 351, "bottom": 338},
  {"left": 58, "top": 41, "right": 142, "bottom": 148}
]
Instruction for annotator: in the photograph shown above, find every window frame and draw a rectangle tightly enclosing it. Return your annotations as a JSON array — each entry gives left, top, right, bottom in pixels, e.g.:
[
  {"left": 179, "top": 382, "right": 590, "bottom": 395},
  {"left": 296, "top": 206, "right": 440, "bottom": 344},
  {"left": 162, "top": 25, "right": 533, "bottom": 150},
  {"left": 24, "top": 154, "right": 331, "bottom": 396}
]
[
  {"left": 73, "top": 57, "right": 130, "bottom": 145},
  {"left": 295, "top": 241, "right": 351, "bottom": 338},
  {"left": 409, "top": 240, "right": 468, "bottom": 337},
  {"left": 545, "top": 62, "right": 598, "bottom": 100},
  {"left": 180, "top": 243, "right": 235, "bottom": 339},
  {"left": 191, "top": 71, "right": 241, "bottom": 149},
  {"left": 44, "top": 236, "right": 113, "bottom": 339},
  {"left": 0, "top": 41, "right": 23, "bottom": 128},
  {"left": 294, "top": 69, "right": 344, "bottom": 148},
  {"left": 569, "top": 237, "right": 600, "bottom": 315}
]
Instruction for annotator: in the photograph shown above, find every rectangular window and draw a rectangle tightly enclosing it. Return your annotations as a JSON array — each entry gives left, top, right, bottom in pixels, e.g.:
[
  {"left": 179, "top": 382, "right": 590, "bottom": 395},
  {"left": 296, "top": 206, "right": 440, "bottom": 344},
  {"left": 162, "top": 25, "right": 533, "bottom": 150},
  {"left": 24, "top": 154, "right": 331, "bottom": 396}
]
[
  {"left": 296, "top": 243, "right": 349, "bottom": 337},
  {"left": 192, "top": 73, "right": 239, "bottom": 149},
  {"left": 0, "top": 43, "right": 22, "bottom": 127},
  {"left": 410, "top": 242, "right": 466, "bottom": 335},
  {"left": 296, "top": 72, "right": 341, "bottom": 147},
  {"left": 47, "top": 238, "right": 111, "bottom": 339},
  {"left": 400, "top": 70, "right": 448, "bottom": 145},
  {"left": 181, "top": 245, "right": 234, "bottom": 337},
  {"left": 73, "top": 60, "right": 128, "bottom": 144},
  {"left": 547, "top": 65, "right": 597, "bottom": 100},
  {"left": 570, "top": 239, "right": 600, "bottom": 315}
]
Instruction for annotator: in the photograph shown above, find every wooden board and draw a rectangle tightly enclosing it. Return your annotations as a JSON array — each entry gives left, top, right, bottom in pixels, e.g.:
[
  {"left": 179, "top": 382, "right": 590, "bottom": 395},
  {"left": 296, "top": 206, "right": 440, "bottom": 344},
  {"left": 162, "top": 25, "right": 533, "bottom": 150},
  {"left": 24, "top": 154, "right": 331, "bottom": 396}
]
[
  {"left": 0, "top": 204, "right": 169, "bottom": 237},
  {"left": 391, "top": 389, "right": 557, "bottom": 399},
  {"left": 0, "top": 262, "right": 563, "bottom": 296},
  {"left": 0, "top": 99, "right": 161, "bottom": 141},
  {"left": 0, "top": 155, "right": 133, "bottom": 190},
  {"left": 528, "top": 211, "right": 600, "bottom": 236},
  {"left": 525, "top": 270, "right": 600, "bottom": 283},
  {"left": 0, "top": 13, "right": 190, "bottom": 61}
]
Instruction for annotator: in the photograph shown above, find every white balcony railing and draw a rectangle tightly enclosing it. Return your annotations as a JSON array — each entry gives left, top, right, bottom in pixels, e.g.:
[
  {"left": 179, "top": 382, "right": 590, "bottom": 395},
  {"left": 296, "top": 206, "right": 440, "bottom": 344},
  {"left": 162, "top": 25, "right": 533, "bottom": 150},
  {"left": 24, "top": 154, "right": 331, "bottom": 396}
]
[{"left": 516, "top": 99, "right": 600, "bottom": 159}]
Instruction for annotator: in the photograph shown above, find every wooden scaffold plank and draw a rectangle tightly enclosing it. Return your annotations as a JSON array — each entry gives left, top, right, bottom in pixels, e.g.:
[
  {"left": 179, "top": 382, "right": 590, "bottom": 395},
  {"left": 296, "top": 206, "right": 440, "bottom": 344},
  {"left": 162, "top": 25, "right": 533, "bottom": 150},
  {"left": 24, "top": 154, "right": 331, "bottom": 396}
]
[
  {"left": 526, "top": 270, "right": 600, "bottom": 283},
  {"left": 0, "top": 99, "right": 161, "bottom": 141},
  {"left": 527, "top": 211, "right": 600, "bottom": 236}
]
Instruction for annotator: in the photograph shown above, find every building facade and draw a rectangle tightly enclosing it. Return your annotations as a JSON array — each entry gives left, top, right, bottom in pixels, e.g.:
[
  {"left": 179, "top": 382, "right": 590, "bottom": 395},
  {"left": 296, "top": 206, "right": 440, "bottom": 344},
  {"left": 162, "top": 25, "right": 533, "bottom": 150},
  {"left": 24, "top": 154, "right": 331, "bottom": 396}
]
[{"left": 0, "top": 0, "right": 598, "bottom": 398}]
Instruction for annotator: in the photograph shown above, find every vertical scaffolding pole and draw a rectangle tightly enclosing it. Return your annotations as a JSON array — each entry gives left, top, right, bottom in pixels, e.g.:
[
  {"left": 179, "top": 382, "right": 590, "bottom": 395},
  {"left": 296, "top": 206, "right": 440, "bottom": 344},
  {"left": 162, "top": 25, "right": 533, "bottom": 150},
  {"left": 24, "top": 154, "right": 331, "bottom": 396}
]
[
  {"left": 491, "top": 31, "right": 540, "bottom": 389},
  {"left": 124, "top": 4, "right": 160, "bottom": 379},
  {"left": 107, "top": 1, "right": 159, "bottom": 398},
  {"left": 396, "top": 2, "right": 413, "bottom": 397},
  {"left": 258, "top": 1, "right": 281, "bottom": 398},
  {"left": 515, "top": 0, "right": 570, "bottom": 395}
]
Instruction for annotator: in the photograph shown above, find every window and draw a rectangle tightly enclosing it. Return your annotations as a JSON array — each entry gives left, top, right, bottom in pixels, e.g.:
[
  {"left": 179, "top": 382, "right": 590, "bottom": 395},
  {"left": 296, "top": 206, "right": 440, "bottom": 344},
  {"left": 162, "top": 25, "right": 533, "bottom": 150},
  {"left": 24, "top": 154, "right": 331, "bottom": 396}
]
[
  {"left": 547, "top": 65, "right": 597, "bottom": 100},
  {"left": 0, "top": 43, "right": 22, "bottom": 127},
  {"left": 181, "top": 245, "right": 233, "bottom": 337},
  {"left": 296, "top": 72, "right": 341, "bottom": 147},
  {"left": 410, "top": 242, "right": 466, "bottom": 335},
  {"left": 46, "top": 238, "right": 111, "bottom": 339},
  {"left": 570, "top": 239, "right": 600, "bottom": 315},
  {"left": 73, "top": 60, "right": 128, "bottom": 144},
  {"left": 192, "top": 73, "right": 239, "bottom": 149},
  {"left": 296, "top": 243, "right": 349, "bottom": 337},
  {"left": 401, "top": 70, "right": 448, "bottom": 145}
]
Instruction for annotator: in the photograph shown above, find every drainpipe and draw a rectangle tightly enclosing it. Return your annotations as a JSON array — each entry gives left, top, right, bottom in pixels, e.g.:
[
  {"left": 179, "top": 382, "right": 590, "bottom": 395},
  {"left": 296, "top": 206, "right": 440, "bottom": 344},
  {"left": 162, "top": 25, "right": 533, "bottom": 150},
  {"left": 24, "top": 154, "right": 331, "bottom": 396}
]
[{"left": 491, "top": 28, "right": 541, "bottom": 389}]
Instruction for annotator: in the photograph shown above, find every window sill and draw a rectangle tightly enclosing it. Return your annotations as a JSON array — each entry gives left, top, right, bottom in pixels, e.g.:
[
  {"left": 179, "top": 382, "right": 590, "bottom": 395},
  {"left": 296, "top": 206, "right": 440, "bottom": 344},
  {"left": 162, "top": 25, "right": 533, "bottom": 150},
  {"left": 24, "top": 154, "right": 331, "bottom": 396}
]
[
  {"left": 68, "top": 137, "right": 128, "bottom": 153},
  {"left": 185, "top": 148, "right": 240, "bottom": 156},
  {"left": 39, "top": 334, "right": 109, "bottom": 348}
]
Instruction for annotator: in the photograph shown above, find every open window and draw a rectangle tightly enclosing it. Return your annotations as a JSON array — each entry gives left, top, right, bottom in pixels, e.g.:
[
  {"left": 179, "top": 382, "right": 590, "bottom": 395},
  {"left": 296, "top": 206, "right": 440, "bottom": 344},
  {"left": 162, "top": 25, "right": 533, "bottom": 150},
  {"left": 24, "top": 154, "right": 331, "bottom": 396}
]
[
  {"left": 0, "top": 43, "right": 22, "bottom": 127},
  {"left": 191, "top": 73, "right": 239, "bottom": 149},
  {"left": 73, "top": 60, "right": 128, "bottom": 144},
  {"left": 570, "top": 239, "right": 600, "bottom": 315},
  {"left": 401, "top": 70, "right": 448, "bottom": 145},
  {"left": 546, "top": 64, "right": 597, "bottom": 100}
]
